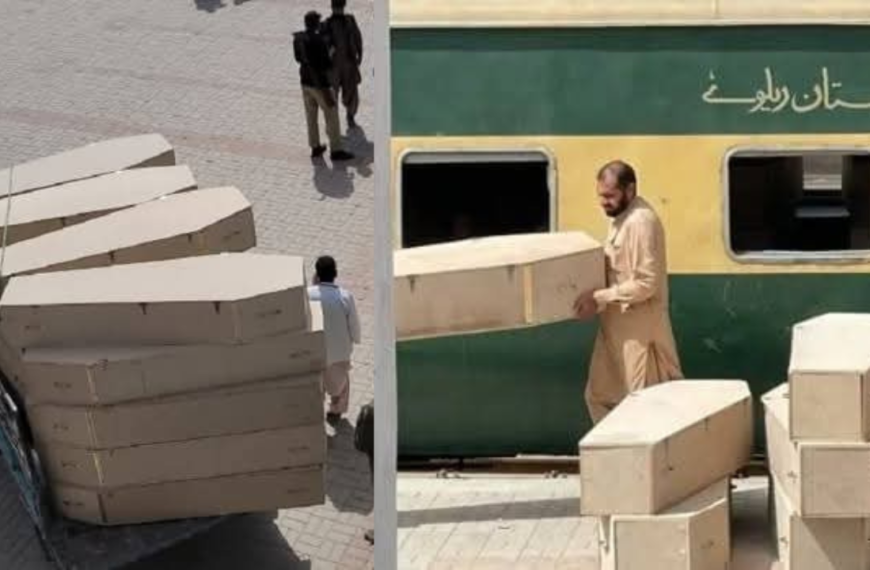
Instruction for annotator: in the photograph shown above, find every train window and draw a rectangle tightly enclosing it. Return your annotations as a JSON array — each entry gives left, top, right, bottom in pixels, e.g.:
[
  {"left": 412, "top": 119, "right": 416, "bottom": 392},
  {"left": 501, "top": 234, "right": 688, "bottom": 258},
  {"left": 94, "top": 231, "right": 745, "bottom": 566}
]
[
  {"left": 398, "top": 151, "right": 553, "bottom": 248},
  {"left": 727, "top": 150, "right": 870, "bottom": 259}
]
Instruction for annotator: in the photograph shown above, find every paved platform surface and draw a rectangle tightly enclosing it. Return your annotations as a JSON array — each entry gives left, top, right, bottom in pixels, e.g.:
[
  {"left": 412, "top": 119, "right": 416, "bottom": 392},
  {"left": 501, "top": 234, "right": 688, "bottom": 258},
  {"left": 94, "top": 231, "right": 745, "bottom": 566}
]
[
  {"left": 398, "top": 473, "right": 781, "bottom": 570},
  {"left": 0, "top": 0, "right": 374, "bottom": 568}
]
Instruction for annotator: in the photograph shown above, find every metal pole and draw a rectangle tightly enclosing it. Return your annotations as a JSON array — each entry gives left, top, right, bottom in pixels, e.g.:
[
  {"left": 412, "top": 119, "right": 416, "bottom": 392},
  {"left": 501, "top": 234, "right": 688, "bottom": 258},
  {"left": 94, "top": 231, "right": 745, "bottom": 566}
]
[{"left": 374, "top": 0, "right": 397, "bottom": 565}]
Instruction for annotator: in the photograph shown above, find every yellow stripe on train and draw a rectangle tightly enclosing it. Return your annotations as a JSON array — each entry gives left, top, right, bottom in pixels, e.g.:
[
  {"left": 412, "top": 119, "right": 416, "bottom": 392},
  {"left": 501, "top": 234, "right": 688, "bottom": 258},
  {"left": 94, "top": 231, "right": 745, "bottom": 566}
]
[{"left": 391, "top": 134, "right": 870, "bottom": 274}]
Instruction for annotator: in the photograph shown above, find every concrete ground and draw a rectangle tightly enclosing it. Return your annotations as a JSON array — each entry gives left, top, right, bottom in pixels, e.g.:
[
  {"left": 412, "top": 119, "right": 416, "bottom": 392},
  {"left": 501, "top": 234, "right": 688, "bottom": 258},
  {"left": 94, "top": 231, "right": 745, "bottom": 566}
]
[
  {"left": 397, "top": 473, "right": 781, "bottom": 570},
  {"left": 0, "top": 0, "right": 374, "bottom": 568}
]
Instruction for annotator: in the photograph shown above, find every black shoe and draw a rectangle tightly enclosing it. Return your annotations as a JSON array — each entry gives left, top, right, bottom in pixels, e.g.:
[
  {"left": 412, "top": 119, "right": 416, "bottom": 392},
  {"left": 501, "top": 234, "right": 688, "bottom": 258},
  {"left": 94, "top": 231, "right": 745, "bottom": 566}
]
[
  {"left": 330, "top": 149, "right": 355, "bottom": 161},
  {"left": 311, "top": 145, "right": 327, "bottom": 158},
  {"left": 326, "top": 412, "right": 342, "bottom": 424},
  {"left": 347, "top": 116, "right": 358, "bottom": 130},
  {"left": 364, "top": 529, "right": 374, "bottom": 544}
]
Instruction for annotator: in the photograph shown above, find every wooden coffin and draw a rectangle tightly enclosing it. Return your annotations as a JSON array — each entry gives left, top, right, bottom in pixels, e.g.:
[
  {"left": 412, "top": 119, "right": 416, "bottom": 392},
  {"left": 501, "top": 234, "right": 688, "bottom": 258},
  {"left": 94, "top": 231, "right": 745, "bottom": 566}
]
[
  {"left": 599, "top": 478, "right": 730, "bottom": 570},
  {"left": 788, "top": 313, "right": 870, "bottom": 441},
  {"left": 19, "top": 303, "right": 325, "bottom": 406},
  {"left": 54, "top": 465, "right": 324, "bottom": 525},
  {"left": 764, "top": 383, "right": 870, "bottom": 517},
  {"left": 579, "top": 380, "right": 752, "bottom": 515},
  {"left": 0, "top": 253, "right": 310, "bottom": 349},
  {"left": 394, "top": 232, "right": 605, "bottom": 340}
]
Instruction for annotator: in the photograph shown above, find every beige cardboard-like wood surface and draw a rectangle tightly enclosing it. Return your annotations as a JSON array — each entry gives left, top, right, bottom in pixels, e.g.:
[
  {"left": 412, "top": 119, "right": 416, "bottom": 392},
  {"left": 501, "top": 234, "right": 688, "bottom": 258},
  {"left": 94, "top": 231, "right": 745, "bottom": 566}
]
[
  {"left": 0, "top": 186, "right": 255, "bottom": 279},
  {"left": 0, "top": 134, "right": 175, "bottom": 197},
  {"left": 39, "top": 423, "right": 325, "bottom": 488},
  {"left": 54, "top": 465, "right": 324, "bottom": 526},
  {"left": 27, "top": 374, "right": 323, "bottom": 449},
  {"left": 0, "top": 331, "right": 24, "bottom": 390},
  {"left": 393, "top": 232, "right": 605, "bottom": 340},
  {"left": 599, "top": 478, "right": 730, "bottom": 570},
  {"left": 0, "top": 165, "right": 197, "bottom": 246},
  {"left": 764, "top": 384, "right": 803, "bottom": 512},
  {"left": 802, "top": 445, "right": 870, "bottom": 518},
  {"left": 788, "top": 313, "right": 870, "bottom": 441},
  {"left": 19, "top": 302, "right": 325, "bottom": 406},
  {"left": 764, "top": 383, "right": 870, "bottom": 517},
  {"left": 770, "top": 474, "right": 870, "bottom": 570},
  {"left": 0, "top": 253, "right": 309, "bottom": 349},
  {"left": 790, "top": 372, "right": 868, "bottom": 441},
  {"left": 579, "top": 380, "right": 752, "bottom": 515}
]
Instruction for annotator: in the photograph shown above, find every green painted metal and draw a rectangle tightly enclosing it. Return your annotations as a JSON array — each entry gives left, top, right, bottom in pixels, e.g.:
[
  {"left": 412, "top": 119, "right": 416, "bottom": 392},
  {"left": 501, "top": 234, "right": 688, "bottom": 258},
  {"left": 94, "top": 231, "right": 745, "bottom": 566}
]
[
  {"left": 396, "top": 273, "right": 870, "bottom": 458},
  {"left": 398, "top": 320, "right": 597, "bottom": 458},
  {"left": 392, "top": 26, "right": 870, "bottom": 136}
]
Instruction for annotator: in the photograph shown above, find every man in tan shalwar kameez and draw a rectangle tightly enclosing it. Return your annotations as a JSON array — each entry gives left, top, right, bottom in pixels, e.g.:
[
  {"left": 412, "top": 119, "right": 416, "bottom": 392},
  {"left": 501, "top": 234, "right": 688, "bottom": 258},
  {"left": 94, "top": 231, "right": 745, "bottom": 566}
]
[
  {"left": 574, "top": 160, "right": 683, "bottom": 423},
  {"left": 323, "top": 0, "right": 363, "bottom": 129}
]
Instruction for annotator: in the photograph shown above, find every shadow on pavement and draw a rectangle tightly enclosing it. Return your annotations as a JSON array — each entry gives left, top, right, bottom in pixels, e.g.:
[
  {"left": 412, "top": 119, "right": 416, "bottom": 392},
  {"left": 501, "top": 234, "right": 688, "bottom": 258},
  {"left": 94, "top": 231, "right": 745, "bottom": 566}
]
[
  {"left": 311, "top": 124, "right": 374, "bottom": 199},
  {"left": 125, "top": 512, "right": 309, "bottom": 569},
  {"left": 312, "top": 158, "right": 354, "bottom": 199},
  {"left": 731, "top": 480, "right": 777, "bottom": 570},
  {"left": 345, "top": 126, "right": 374, "bottom": 179},
  {"left": 193, "top": 0, "right": 226, "bottom": 12},
  {"left": 398, "top": 497, "right": 580, "bottom": 528},
  {"left": 324, "top": 419, "right": 373, "bottom": 517}
]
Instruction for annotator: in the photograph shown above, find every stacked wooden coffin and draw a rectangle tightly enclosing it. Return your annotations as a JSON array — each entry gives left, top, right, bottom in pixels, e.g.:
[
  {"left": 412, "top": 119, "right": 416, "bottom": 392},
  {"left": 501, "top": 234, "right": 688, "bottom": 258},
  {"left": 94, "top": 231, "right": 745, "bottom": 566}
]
[
  {"left": 0, "top": 135, "right": 327, "bottom": 525},
  {"left": 765, "top": 313, "right": 870, "bottom": 569},
  {"left": 393, "top": 231, "right": 606, "bottom": 340},
  {"left": 578, "top": 380, "right": 753, "bottom": 570}
]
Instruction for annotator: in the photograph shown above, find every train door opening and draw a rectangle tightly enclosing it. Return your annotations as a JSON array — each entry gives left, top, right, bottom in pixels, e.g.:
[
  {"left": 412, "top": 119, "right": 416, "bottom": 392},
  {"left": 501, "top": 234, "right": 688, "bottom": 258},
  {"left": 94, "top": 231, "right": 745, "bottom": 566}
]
[{"left": 399, "top": 151, "right": 553, "bottom": 249}]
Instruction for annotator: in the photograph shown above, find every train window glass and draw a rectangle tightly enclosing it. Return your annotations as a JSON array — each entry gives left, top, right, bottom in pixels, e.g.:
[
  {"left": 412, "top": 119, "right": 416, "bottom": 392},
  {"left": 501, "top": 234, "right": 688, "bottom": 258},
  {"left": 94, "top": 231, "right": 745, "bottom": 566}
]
[
  {"left": 727, "top": 150, "right": 870, "bottom": 257},
  {"left": 399, "top": 151, "right": 553, "bottom": 248}
]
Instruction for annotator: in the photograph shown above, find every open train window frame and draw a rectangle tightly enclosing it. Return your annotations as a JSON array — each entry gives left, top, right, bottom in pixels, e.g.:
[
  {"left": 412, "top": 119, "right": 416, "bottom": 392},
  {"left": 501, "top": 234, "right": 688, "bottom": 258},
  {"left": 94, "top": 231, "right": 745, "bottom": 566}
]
[
  {"left": 393, "top": 148, "right": 559, "bottom": 249},
  {"left": 723, "top": 145, "right": 870, "bottom": 265}
]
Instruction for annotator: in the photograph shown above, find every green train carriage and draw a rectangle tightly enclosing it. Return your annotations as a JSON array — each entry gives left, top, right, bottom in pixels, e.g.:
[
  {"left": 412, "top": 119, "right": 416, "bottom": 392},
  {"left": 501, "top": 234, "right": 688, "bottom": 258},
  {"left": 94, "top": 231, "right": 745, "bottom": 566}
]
[{"left": 390, "top": 0, "right": 870, "bottom": 458}]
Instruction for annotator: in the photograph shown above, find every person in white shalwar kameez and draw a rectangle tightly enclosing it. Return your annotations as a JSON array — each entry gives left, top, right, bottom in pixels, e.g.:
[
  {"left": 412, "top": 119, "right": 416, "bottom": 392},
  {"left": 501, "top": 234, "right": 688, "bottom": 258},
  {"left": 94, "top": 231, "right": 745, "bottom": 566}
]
[{"left": 308, "top": 255, "right": 361, "bottom": 423}]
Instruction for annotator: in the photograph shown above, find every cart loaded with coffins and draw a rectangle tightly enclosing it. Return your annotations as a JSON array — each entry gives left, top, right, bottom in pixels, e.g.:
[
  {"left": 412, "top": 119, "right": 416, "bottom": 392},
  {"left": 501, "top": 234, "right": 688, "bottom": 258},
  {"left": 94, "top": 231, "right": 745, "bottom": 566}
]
[{"left": 0, "top": 134, "right": 327, "bottom": 568}]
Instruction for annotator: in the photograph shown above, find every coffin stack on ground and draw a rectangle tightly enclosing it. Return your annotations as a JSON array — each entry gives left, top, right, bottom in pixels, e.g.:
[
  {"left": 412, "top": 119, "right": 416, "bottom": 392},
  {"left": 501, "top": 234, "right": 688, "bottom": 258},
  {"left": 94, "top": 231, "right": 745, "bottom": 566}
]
[
  {"left": 764, "top": 312, "right": 870, "bottom": 570},
  {"left": 393, "top": 231, "right": 606, "bottom": 340},
  {"left": 578, "top": 380, "right": 753, "bottom": 570},
  {"left": 0, "top": 136, "right": 327, "bottom": 525}
]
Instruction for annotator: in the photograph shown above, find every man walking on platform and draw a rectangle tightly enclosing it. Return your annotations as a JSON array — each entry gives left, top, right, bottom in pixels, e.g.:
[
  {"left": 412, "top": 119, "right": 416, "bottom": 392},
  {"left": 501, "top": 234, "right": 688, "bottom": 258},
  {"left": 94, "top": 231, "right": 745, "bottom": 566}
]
[
  {"left": 293, "top": 11, "right": 354, "bottom": 161},
  {"left": 322, "top": 0, "right": 363, "bottom": 130},
  {"left": 308, "top": 256, "right": 361, "bottom": 422}
]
